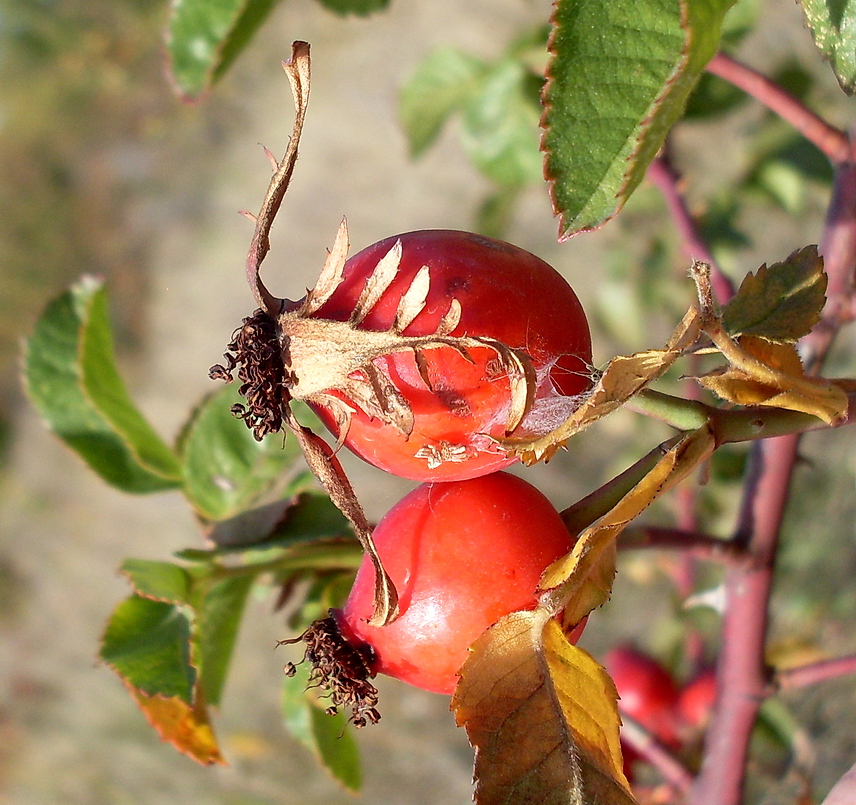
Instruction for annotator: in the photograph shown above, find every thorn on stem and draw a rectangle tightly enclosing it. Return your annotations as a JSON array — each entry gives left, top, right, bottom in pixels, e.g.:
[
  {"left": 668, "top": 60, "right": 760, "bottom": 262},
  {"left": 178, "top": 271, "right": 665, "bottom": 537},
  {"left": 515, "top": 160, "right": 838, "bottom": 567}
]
[{"left": 262, "top": 145, "right": 279, "bottom": 171}]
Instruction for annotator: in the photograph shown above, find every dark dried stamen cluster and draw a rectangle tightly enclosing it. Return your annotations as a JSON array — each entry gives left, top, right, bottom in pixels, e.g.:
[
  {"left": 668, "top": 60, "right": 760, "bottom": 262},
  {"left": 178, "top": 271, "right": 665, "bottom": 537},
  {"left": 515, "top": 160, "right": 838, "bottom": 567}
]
[
  {"left": 209, "top": 309, "right": 286, "bottom": 440},
  {"left": 279, "top": 614, "right": 381, "bottom": 728}
]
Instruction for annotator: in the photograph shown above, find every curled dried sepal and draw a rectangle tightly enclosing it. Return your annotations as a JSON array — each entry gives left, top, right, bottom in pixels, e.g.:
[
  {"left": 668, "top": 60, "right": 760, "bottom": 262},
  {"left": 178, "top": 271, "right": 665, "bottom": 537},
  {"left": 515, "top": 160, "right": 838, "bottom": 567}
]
[
  {"left": 280, "top": 615, "right": 381, "bottom": 728},
  {"left": 245, "top": 41, "right": 312, "bottom": 316},
  {"left": 500, "top": 306, "right": 703, "bottom": 464}
]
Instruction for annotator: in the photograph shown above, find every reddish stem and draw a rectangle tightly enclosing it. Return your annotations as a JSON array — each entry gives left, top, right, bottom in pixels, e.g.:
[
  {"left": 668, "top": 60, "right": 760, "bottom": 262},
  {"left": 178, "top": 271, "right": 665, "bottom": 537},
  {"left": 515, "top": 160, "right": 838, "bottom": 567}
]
[
  {"left": 691, "top": 157, "right": 856, "bottom": 804},
  {"left": 619, "top": 526, "right": 748, "bottom": 568},
  {"left": 648, "top": 157, "right": 735, "bottom": 305},
  {"left": 706, "top": 53, "right": 853, "bottom": 163},
  {"left": 776, "top": 655, "right": 856, "bottom": 691},
  {"left": 620, "top": 716, "right": 695, "bottom": 795}
]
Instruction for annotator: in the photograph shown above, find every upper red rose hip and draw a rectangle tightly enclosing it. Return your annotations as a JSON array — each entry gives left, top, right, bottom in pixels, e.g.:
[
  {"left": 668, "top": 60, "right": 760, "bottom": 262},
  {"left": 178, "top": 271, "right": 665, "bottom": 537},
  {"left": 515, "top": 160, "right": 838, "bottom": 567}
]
[{"left": 307, "top": 230, "right": 592, "bottom": 481}]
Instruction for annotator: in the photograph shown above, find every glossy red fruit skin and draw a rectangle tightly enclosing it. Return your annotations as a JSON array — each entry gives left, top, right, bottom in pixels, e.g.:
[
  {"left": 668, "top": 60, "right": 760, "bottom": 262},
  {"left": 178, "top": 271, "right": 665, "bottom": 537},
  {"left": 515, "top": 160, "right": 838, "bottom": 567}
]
[
  {"left": 338, "top": 472, "right": 580, "bottom": 695},
  {"left": 678, "top": 668, "right": 717, "bottom": 731},
  {"left": 604, "top": 646, "right": 682, "bottom": 775},
  {"left": 310, "top": 230, "right": 592, "bottom": 482}
]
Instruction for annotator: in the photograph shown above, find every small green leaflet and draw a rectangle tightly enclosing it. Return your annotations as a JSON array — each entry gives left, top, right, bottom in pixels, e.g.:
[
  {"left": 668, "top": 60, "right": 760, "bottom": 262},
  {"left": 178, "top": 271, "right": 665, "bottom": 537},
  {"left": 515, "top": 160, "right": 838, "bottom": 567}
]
[
  {"left": 721, "top": 245, "right": 828, "bottom": 342},
  {"left": 178, "top": 384, "right": 303, "bottom": 523},
  {"left": 543, "top": 0, "right": 736, "bottom": 238},
  {"left": 101, "top": 596, "right": 196, "bottom": 703},
  {"left": 800, "top": 0, "right": 856, "bottom": 95},
  {"left": 23, "top": 278, "right": 182, "bottom": 494}
]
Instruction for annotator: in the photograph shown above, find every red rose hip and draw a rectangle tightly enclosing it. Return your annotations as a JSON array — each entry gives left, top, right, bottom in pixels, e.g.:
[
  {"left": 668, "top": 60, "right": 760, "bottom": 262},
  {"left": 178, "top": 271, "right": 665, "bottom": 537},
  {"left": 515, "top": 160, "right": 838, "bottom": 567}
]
[{"left": 337, "top": 472, "right": 580, "bottom": 694}]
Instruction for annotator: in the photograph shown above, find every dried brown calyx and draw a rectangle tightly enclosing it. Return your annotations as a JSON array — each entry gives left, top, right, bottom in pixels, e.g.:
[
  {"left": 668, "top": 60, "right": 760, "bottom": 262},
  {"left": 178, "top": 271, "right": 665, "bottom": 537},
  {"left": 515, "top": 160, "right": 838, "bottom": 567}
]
[
  {"left": 209, "top": 309, "right": 286, "bottom": 441},
  {"left": 279, "top": 614, "right": 381, "bottom": 728}
]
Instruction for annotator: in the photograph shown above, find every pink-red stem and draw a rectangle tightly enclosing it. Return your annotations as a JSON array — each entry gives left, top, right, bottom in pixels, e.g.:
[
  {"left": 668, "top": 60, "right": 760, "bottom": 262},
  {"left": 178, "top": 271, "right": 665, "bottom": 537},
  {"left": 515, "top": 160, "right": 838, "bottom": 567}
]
[{"left": 707, "top": 53, "right": 853, "bottom": 164}]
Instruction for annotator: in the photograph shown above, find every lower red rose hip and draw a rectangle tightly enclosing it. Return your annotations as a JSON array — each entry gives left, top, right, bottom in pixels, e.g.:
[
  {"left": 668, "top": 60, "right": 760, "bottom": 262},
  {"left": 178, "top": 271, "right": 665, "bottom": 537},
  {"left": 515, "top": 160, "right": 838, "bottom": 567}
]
[{"left": 337, "top": 472, "right": 581, "bottom": 694}]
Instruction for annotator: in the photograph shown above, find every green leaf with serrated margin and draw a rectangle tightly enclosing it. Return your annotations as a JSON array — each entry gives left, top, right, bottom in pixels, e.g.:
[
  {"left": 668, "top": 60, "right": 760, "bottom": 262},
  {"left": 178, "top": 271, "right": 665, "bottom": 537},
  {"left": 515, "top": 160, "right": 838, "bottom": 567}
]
[
  {"left": 281, "top": 662, "right": 362, "bottom": 792},
  {"left": 461, "top": 59, "right": 544, "bottom": 187},
  {"left": 179, "top": 385, "right": 302, "bottom": 522},
  {"left": 166, "top": 0, "right": 284, "bottom": 100},
  {"left": 121, "top": 559, "right": 192, "bottom": 604},
  {"left": 191, "top": 575, "right": 255, "bottom": 707},
  {"left": 543, "top": 0, "right": 735, "bottom": 238},
  {"left": 313, "top": 0, "right": 389, "bottom": 16},
  {"left": 400, "top": 48, "right": 487, "bottom": 157},
  {"left": 24, "top": 278, "right": 182, "bottom": 494},
  {"left": 800, "top": 0, "right": 856, "bottom": 95},
  {"left": 101, "top": 596, "right": 195, "bottom": 703},
  {"left": 721, "top": 245, "right": 827, "bottom": 341}
]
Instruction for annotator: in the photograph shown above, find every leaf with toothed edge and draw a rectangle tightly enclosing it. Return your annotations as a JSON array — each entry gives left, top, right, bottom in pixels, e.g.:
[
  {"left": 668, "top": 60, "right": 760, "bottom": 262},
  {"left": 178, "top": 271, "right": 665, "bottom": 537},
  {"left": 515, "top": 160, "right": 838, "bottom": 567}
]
[
  {"left": 542, "top": 0, "right": 736, "bottom": 239},
  {"left": 453, "top": 610, "right": 635, "bottom": 805}
]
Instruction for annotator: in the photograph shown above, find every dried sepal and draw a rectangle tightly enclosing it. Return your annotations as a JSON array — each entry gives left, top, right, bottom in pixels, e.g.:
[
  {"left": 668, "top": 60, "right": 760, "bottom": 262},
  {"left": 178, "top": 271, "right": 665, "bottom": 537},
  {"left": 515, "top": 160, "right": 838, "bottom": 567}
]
[
  {"left": 245, "top": 42, "right": 312, "bottom": 316},
  {"left": 280, "top": 404, "right": 399, "bottom": 626},
  {"left": 436, "top": 298, "right": 462, "bottom": 336},
  {"left": 393, "top": 265, "right": 431, "bottom": 333},
  {"left": 500, "top": 306, "right": 704, "bottom": 464},
  {"left": 300, "top": 217, "right": 350, "bottom": 316},
  {"left": 349, "top": 239, "right": 403, "bottom": 325}
]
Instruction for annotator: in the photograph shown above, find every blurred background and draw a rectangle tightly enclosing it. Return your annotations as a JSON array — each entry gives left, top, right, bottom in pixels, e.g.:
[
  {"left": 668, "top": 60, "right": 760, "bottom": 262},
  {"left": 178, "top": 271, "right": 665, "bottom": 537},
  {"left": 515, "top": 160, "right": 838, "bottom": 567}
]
[{"left": 2, "top": 0, "right": 856, "bottom": 802}]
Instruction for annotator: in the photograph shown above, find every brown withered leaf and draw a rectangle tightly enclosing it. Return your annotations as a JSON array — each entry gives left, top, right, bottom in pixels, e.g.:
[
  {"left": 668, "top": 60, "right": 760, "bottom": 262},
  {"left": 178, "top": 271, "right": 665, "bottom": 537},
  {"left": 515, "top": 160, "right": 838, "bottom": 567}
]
[
  {"left": 721, "top": 245, "right": 827, "bottom": 342},
  {"left": 350, "top": 239, "right": 402, "bottom": 325},
  {"left": 393, "top": 265, "right": 431, "bottom": 332},
  {"left": 453, "top": 610, "right": 635, "bottom": 805},
  {"left": 501, "top": 307, "right": 702, "bottom": 464},
  {"left": 540, "top": 426, "right": 715, "bottom": 628},
  {"left": 700, "top": 332, "right": 849, "bottom": 425},
  {"left": 302, "top": 217, "right": 350, "bottom": 315},
  {"left": 130, "top": 690, "right": 225, "bottom": 766}
]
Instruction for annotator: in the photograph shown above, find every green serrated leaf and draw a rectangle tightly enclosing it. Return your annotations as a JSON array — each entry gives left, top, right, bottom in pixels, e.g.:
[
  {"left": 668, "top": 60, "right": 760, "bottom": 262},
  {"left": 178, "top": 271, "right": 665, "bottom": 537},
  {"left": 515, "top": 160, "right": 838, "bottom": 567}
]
[
  {"left": 721, "top": 245, "right": 827, "bottom": 341},
  {"left": 179, "top": 384, "right": 302, "bottom": 522},
  {"left": 399, "top": 47, "right": 487, "bottom": 157},
  {"left": 543, "top": 0, "right": 735, "bottom": 238},
  {"left": 166, "top": 0, "right": 285, "bottom": 100},
  {"left": 23, "top": 278, "right": 182, "bottom": 494},
  {"left": 281, "top": 662, "right": 362, "bottom": 792},
  {"left": 101, "top": 596, "right": 195, "bottom": 703},
  {"left": 801, "top": 0, "right": 856, "bottom": 95},
  {"left": 461, "top": 59, "right": 544, "bottom": 187},
  {"left": 313, "top": 0, "right": 389, "bottom": 16},
  {"left": 191, "top": 574, "right": 255, "bottom": 707},
  {"left": 121, "top": 559, "right": 192, "bottom": 604}
]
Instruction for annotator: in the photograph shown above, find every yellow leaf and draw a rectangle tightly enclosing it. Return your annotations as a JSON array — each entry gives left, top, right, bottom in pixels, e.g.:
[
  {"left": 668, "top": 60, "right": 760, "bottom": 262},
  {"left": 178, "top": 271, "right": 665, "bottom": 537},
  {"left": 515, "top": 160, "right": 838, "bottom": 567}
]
[
  {"left": 699, "top": 333, "right": 849, "bottom": 425},
  {"left": 501, "top": 307, "right": 703, "bottom": 464},
  {"left": 540, "top": 427, "right": 715, "bottom": 626},
  {"left": 453, "top": 610, "right": 636, "bottom": 805},
  {"left": 130, "top": 689, "right": 225, "bottom": 765}
]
